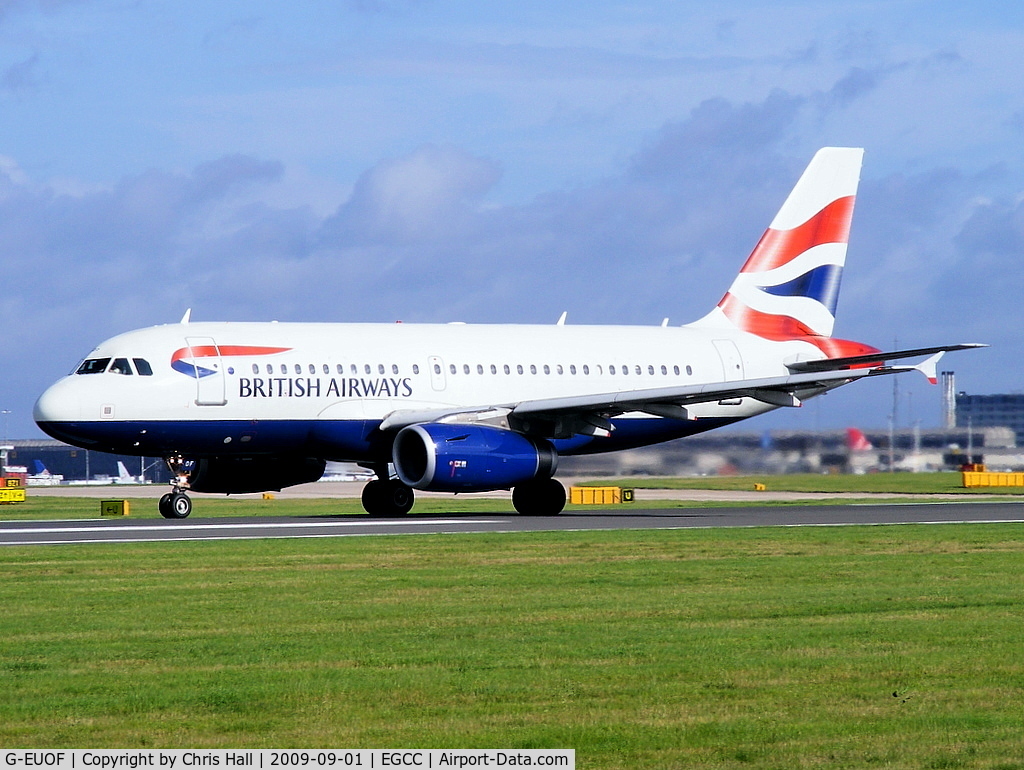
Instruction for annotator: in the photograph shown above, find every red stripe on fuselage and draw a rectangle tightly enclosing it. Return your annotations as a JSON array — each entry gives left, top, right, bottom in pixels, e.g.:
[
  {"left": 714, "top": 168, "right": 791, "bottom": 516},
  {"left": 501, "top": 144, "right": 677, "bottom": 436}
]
[
  {"left": 171, "top": 345, "right": 291, "bottom": 364},
  {"left": 718, "top": 294, "right": 880, "bottom": 362}
]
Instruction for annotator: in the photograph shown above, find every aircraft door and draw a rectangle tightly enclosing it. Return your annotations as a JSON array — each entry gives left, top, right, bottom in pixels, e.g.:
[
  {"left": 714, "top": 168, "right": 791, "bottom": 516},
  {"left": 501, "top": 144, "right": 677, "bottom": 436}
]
[
  {"left": 428, "top": 356, "right": 447, "bottom": 391},
  {"left": 186, "top": 336, "right": 228, "bottom": 406},
  {"left": 712, "top": 339, "right": 745, "bottom": 382}
]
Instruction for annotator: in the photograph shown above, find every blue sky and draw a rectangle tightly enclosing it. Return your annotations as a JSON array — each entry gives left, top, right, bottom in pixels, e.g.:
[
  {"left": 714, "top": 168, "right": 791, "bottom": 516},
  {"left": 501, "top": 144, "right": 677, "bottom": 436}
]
[{"left": 1, "top": 0, "right": 1022, "bottom": 439}]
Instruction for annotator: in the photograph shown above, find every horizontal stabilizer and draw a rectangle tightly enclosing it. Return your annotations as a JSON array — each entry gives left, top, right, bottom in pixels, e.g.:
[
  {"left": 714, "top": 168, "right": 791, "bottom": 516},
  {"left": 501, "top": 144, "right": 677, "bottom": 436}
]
[{"left": 786, "top": 343, "right": 986, "bottom": 373}]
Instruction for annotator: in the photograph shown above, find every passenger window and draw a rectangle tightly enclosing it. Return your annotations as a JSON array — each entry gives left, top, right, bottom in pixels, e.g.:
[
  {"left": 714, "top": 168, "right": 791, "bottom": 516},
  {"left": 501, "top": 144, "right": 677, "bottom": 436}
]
[
  {"left": 686, "top": 365, "right": 693, "bottom": 376},
  {"left": 365, "top": 364, "right": 372, "bottom": 374},
  {"left": 252, "top": 364, "right": 259, "bottom": 375},
  {"left": 133, "top": 358, "right": 153, "bottom": 376},
  {"left": 609, "top": 365, "right": 616, "bottom": 375},
  {"left": 516, "top": 364, "right": 524, "bottom": 375},
  {"left": 635, "top": 365, "right": 642, "bottom": 375},
  {"left": 351, "top": 364, "right": 358, "bottom": 374},
  {"left": 530, "top": 364, "right": 537, "bottom": 374},
  {"left": 392, "top": 364, "right": 400, "bottom": 375},
  {"left": 337, "top": 364, "right": 344, "bottom": 374},
  {"left": 673, "top": 365, "right": 680, "bottom": 375},
  {"left": 323, "top": 364, "right": 329, "bottom": 374},
  {"left": 463, "top": 364, "right": 471, "bottom": 375},
  {"left": 543, "top": 364, "right": 550, "bottom": 375},
  {"left": 267, "top": 364, "right": 274, "bottom": 375},
  {"left": 648, "top": 365, "right": 655, "bottom": 375},
  {"left": 569, "top": 365, "right": 576, "bottom": 375},
  {"left": 433, "top": 364, "right": 441, "bottom": 374},
  {"left": 109, "top": 358, "right": 133, "bottom": 375},
  {"left": 622, "top": 365, "right": 628, "bottom": 375},
  {"left": 477, "top": 364, "right": 484, "bottom": 375},
  {"left": 557, "top": 365, "right": 563, "bottom": 375},
  {"left": 77, "top": 358, "right": 111, "bottom": 375},
  {"left": 503, "top": 364, "right": 510, "bottom": 374},
  {"left": 413, "top": 364, "right": 420, "bottom": 375},
  {"left": 295, "top": 364, "right": 302, "bottom": 375},
  {"left": 450, "top": 364, "right": 457, "bottom": 375},
  {"left": 583, "top": 365, "right": 589, "bottom": 375},
  {"left": 378, "top": 364, "right": 386, "bottom": 375},
  {"left": 490, "top": 364, "right": 497, "bottom": 374},
  {"left": 661, "top": 365, "right": 667, "bottom": 375}
]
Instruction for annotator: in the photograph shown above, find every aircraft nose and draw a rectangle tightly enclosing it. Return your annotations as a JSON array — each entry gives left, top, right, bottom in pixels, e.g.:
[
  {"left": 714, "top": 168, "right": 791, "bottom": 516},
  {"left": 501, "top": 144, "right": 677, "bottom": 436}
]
[{"left": 33, "top": 378, "right": 82, "bottom": 427}]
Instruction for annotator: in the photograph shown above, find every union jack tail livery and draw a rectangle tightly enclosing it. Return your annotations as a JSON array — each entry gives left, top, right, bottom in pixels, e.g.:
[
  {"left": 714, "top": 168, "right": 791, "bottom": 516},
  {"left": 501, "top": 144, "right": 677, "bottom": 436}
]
[{"left": 695, "top": 147, "right": 867, "bottom": 356}]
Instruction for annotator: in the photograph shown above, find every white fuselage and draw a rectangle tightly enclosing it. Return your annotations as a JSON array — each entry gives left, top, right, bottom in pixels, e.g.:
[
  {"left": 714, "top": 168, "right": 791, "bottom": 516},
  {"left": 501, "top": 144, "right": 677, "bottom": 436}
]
[{"left": 34, "top": 319, "right": 820, "bottom": 461}]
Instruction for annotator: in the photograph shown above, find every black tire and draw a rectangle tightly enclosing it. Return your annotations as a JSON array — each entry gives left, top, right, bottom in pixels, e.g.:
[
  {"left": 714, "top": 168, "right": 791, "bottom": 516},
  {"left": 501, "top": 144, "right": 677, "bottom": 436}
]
[
  {"left": 361, "top": 479, "right": 384, "bottom": 515},
  {"left": 158, "top": 493, "right": 175, "bottom": 518},
  {"left": 512, "top": 478, "right": 566, "bottom": 515},
  {"left": 161, "top": 492, "right": 192, "bottom": 519},
  {"left": 361, "top": 479, "right": 415, "bottom": 516},
  {"left": 384, "top": 479, "right": 415, "bottom": 515}
]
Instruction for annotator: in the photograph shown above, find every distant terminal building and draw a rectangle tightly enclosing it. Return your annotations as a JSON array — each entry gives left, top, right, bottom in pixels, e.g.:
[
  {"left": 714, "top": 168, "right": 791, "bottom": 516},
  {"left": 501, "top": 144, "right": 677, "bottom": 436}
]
[
  {"left": 955, "top": 392, "right": 1024, "bottom": 446},
  {"left": 1, "top": 439, "right": 168, "bottom": 483}
]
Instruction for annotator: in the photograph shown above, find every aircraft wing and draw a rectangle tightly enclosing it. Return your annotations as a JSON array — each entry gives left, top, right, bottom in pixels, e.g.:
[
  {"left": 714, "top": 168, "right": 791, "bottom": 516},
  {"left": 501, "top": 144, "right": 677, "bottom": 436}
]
[
  {"left": 378, "top": 352, "right": 959, "bottom": 438},
  {"left": 785, "top": 343, "right": 986, "bottom": 373}
]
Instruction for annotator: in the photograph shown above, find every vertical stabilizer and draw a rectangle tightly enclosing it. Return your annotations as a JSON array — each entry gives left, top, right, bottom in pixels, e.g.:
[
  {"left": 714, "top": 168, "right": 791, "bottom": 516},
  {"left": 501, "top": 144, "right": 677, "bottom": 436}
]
[{"left": 695, "top": 147, "right": 864, "bottom": 340}]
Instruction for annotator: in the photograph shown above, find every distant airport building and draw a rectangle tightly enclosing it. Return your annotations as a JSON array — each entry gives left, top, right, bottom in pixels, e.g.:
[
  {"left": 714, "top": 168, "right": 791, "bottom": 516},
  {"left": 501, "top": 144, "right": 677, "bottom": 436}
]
[
  {"left": 1, "top": 439, "right": 168, "bottom": 483},
  {"left": 955, "top": 391, "right": 1024, "bottom": 446},
  {"left": 941, "top": 371, "right": 957, "bottom": 429}
]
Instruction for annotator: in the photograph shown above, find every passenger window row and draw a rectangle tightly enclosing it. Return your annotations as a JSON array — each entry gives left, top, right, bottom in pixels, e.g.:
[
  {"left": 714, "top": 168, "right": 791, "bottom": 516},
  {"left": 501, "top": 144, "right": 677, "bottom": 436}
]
[
  {"left": 252, "top": 363, "right": 408, "bottom": 376},
  {"left": 246, "top": 361, "right": 697, "bottom": 378},
  {"left": 434, "top": 362, "right": 696, "bottom": 376}
]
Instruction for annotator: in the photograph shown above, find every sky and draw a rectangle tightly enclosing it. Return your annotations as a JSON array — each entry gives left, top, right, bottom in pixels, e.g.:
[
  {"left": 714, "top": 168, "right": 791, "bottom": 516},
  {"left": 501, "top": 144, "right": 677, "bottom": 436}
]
[{"left": 1, "top": 0, "right": 1022, "bottom": 440}]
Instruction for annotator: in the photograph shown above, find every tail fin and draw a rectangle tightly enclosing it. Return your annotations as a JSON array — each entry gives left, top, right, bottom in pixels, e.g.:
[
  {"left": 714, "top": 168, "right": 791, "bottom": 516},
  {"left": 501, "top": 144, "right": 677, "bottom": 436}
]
[
  {"left": 846, "top": 427, "right": 873, "bottom": 452},
  {"left": 695, "top": 147, "right": 864, "bottom": 341}
]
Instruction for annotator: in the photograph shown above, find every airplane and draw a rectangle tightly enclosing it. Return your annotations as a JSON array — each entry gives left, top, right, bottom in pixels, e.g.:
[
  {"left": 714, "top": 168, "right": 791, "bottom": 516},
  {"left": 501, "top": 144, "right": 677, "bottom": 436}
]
[
  {"left": 846, "top": 427, "right": 874, "bottom": 452},
  {"left": 33, "top": 147, "right": 983, "bottom": 519}
]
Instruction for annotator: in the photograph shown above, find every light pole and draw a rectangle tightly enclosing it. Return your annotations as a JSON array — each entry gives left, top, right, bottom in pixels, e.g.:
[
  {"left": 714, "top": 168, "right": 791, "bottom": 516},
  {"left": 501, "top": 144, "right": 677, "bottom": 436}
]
[{"left": 0, "top": 410, "right": 11, "bottom": 475}]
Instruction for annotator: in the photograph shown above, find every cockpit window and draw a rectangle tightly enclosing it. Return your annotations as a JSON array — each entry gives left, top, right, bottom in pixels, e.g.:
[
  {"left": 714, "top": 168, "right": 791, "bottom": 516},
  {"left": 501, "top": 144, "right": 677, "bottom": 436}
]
[
  {"left": 109, "top": 358, "right": 134, "bottom": 375},
  {"left": 133, "top": 358, "right": 154, "bottom": 376},
  {"left": 76, "top": 358, "right": 111, "bottom": 375}
]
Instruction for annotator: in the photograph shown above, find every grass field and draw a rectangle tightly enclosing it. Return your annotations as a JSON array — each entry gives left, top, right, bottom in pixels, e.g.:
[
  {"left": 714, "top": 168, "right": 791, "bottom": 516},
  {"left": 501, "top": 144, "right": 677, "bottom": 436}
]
[{"left": 2, "top": 522, "right": 1024, "bottom": 768}]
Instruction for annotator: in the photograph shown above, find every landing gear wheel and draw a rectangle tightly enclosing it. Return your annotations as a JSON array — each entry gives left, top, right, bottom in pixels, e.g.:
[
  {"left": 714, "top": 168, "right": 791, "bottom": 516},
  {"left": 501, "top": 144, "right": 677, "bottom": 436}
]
[
  {"left": 512, "top": 478, "right": 566, "bottom": 515},
  {"left": 361, "top": 479, "right": 415, "bottom": 516},
  {"left": 160, "top": 491, "right": 192, "bottom": 519}
]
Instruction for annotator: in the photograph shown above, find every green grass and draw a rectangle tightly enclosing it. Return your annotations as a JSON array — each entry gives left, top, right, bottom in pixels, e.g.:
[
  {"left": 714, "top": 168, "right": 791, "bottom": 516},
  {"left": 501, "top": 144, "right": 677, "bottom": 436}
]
[{"left": 2, "top": 525, "right": 1023, "bottom": 768}]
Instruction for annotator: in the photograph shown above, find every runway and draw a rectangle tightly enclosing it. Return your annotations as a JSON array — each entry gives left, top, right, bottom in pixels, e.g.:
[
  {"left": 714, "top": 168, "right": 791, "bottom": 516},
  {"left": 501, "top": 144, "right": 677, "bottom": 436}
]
[{"left": 3, "top": 502, "right": 1024, "bottom": 546}]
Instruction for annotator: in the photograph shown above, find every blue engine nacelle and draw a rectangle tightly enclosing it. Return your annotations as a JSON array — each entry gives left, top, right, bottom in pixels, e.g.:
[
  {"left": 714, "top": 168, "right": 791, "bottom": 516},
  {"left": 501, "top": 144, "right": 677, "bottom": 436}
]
[{"left": 393, "top": 423, "right": 558, "bottom": 492}]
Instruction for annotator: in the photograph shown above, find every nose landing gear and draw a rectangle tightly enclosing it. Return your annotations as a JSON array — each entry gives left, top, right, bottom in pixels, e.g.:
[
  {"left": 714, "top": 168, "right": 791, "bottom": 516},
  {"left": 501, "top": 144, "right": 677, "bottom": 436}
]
[
  {"left": 159, "top": 491, "right": 193, "bottom": 519},
  {"left": 159, "top": 455, "right": 193, "bottom": 519}
]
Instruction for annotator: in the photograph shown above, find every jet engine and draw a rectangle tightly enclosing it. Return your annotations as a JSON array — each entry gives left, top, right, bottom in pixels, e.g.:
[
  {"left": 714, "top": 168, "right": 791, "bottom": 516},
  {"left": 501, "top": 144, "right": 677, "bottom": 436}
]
[
  {"left": 186, "top": 456, "right": 326, "bottom": 494},
  {"left": 393, "top": 423, "right": 557, "bottom": 492}
]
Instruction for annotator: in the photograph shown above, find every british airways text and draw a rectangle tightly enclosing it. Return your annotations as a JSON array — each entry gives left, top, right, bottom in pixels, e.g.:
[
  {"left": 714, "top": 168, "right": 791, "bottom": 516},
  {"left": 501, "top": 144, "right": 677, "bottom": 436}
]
[{"left": 238, "top": 377, "right": 413, "bottom": 399}]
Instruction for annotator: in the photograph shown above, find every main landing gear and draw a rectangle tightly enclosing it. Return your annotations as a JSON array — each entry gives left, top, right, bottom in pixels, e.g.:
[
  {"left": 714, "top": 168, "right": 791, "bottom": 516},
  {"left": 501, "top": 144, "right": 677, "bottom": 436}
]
[
  {"left": 512, "top": 478, "right": 566, "bottom": 516},
  {"left": 159, "top": 455, "right": 193, "bottom": 519},
  {"left": 358, "top": 474, "right": 566, "bottom": 516},
  {"left": 361, "top": 473, "right": 415, "bottom": 516}
]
